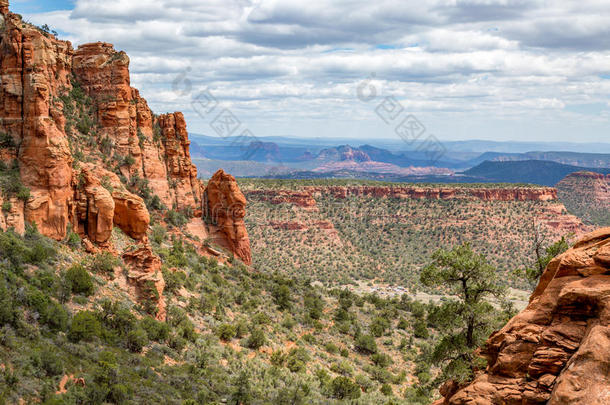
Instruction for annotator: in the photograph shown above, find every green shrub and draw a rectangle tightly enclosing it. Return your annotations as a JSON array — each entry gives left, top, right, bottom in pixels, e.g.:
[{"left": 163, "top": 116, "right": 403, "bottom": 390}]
[
  {"left": 0, "top": 132, "right": 15, "bottom": 148},
  {"left": 272, "top": 284, "right": 291, "bottom": 310},
  {"left": 216, "top": 323, "right": 236, "bottom": 341},
  {"left": 43, "top": 301, "right": 69, "bottom": 332},
  {"left": 331, "top": 376, "right": 361, "bottom": 400},
  {"left": 65, "top": 264, "right": 94, "bottom": 296},
  {"left": 380, "top": 383, "right": 393, "bottom": 396},
  {"left": 355, "top": 334, "right": 378, "bottom": 354},
  {"left": 413, "top": 319, "right": 429, "bottom": 339},
  {"left": 251, "top": 312, "right": 271, "bottom": 325},
  {"left": 40, "top": 349, "right": 64, "bottom": 376},
  {"left": 140, "top": 317, "right": 169, "bottom": 342},
  {"left": 370, "top": 316, "right": 391, "bottom": 337},
  {"left": 126, "top": 328, "right": 148, "bottom": 352},
  {"left": 371, "top": 353, "right": 392, "bottom": 368},
  {"left": 151, "top": 224, "right": 167, "bottom": 244},
  {"left": 90, "top": 252, "right": 119, "bottom": 275},
  {"left": 166, "top": 210, "right": 188, "bottom": 227},
  {"left": 270, "top": 350, "right": 285, "bottom": 366},
  {"left": 285, "top": 348, "right": 309, "bottom": 373},
  {"left": 63, "top": 225, "right": 81, "bottom": 250},
  {"left": 325, "top": 342, "right": 339, "bottom": 354},
  {"left": 68, "top": 311, "right": 101, "bottom": 342},
  {"left": 246, "top": 328, "right": 266, "bottom": 349}
]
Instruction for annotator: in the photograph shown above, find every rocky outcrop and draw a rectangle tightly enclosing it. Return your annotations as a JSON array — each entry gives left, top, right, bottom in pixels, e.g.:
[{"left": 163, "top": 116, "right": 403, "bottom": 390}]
[
  {"left": 157, "top": 112, "right": 202, "bottom": 210},
  {"left": 74, "top": 164, "right": 149, "bottom": 242},
  {"left": 122, "top": 245, "right": 166, "bottom": 321},
  {"left": 72, "top": 42, "right": 202, "bottom": 212},
  {"left": 440, "top": 227, "right": 610, "bottom": 405},
  {"left": 0, "top": 8, "right": 74, "bottom": 239},
  {"left": 74, "top": 166, "right": 115, "bottom": 243},
  {"left": 204, "top": 170, "right": 251, "bottom": 265},
  {"left": 0, "top": 2, "right": 211, "bottom": 245}
]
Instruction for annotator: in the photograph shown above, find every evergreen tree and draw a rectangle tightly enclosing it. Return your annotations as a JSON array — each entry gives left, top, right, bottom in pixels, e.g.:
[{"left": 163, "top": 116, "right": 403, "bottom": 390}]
[{"left": 420, "top": 243, "right": 506, "bottom": 382}]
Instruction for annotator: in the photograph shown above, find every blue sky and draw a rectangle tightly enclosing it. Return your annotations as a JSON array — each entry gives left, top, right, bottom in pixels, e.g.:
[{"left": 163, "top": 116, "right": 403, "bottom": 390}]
[
  {"left": 11, "top": 0, "right": 74, "bottom": 14},
  {"left": 14, "top": 0, "right": 610, "bottom": 143}
]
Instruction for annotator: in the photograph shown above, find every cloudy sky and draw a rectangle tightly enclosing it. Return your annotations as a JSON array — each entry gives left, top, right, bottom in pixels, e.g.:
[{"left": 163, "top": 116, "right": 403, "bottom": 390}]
[{"left": 12, "top": 0, "right": 610, "bottom": 143}]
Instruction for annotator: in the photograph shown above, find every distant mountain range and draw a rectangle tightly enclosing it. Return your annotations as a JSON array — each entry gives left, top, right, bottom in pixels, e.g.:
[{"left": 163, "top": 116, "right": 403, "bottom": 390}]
[
  {"left": 189, "top": 134, "right": 610, "bottom": 185},
  {"left": 461, "top": 160, "right": 610, "bottom": 186}
]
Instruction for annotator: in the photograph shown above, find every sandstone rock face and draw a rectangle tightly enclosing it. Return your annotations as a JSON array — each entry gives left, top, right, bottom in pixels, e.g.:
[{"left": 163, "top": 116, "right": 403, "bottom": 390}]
[
  {"left": 0, "top": 10, "right": 74, "bottom": 239},
  {"left": 122, "top": 245, "right": 166, "bottom": 321},
  {"left": 204, "top": 169, "right": 252, "bottom": 265},
  {"left": 0, "top": 6, "right": 208, "bottom": 244},
  {"left": 72, "top": 43, "right": 202, "bottom": 212},
  {"left": 157, "top": 112, "right": 202, "bottom": 210},
  {"left": 441, "top": 227, "right": 610, "bottom": 405},
  {"left": 310, "top": 185, "right": 558, "bottom": 201},
  {"left": 74, "top": 164, "right": 149, "bottom": 242},
  {"left": 74, "top": 166, "right": 115, "bottom": 243}
]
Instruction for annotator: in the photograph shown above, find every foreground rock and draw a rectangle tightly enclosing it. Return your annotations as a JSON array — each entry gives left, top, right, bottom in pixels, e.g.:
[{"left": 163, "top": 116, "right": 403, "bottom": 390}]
[{"left": 439, "top": 227, "right": 610, "bottom": 405}]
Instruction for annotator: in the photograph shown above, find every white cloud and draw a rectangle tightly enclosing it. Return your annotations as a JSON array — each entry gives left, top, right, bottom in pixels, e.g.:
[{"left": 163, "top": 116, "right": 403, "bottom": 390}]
[{"left": 22, "top": 0, "right": 610, "bottom": 142}]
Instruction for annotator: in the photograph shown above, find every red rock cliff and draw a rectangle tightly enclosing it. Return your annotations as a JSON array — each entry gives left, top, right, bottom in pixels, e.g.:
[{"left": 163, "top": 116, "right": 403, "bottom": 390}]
[
  {"left": 439, "top": 228, "right": 610, "bottom": 405},
  {"left": 0, "top": 3, "right": 249, "bottom": 263}
]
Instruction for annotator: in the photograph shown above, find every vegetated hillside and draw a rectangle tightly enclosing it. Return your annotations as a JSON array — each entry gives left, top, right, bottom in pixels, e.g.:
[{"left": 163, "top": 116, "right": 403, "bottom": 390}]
[
  {"left": 557, "top": 172, "right": 610, "bottom": 226},
  {"left": 462, "top": 160, "right": 610, "bottom": 186},
  {"left": 240, "top": 179, "right": 588, "bottom": 290},
  {"left": 3, "top": 223, "right": 477, "bottom": 404}
]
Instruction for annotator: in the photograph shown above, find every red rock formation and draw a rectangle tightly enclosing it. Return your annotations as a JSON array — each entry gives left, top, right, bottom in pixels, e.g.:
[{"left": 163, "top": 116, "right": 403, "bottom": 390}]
[
  {"left": 204, "top": 170, "right": 251, "bottom": 265},
  {"left": 0, "top": 9, "right": 74, "bottom": 239},
  {"left": 122, "top": 245, "right": 166, "bottom": 321},
  {"left": 0, "top": 3, "right": 210, "bottom": 245},
  {"left": 74, "top": 164, "right": 149, "bottom": 242},
  {"left": 74, "top": 166, "right": 115, "bottom": 243},
  {"left": 157, "top": 112, "right": 202, "bottom": 210},
  {"left": 72, "top": 43, "right": 202, "bottom": 212},
  {"left": 245, "top": 189, "right": 318, "bottom": 210},
  {"left": 439, "top": 227, "right": 610, "bottom": 405}
]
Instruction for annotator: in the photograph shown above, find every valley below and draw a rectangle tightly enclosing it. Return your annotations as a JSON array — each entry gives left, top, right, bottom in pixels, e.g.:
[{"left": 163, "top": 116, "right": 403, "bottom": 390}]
[{"left": 240, "top": 179, "right": 590, "bottom": 290}]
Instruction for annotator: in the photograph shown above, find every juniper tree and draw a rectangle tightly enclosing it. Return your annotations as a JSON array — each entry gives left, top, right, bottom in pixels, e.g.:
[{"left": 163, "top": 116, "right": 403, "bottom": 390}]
[{"left": 420, "top": 243, "right": 507, "bottom": 382}]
